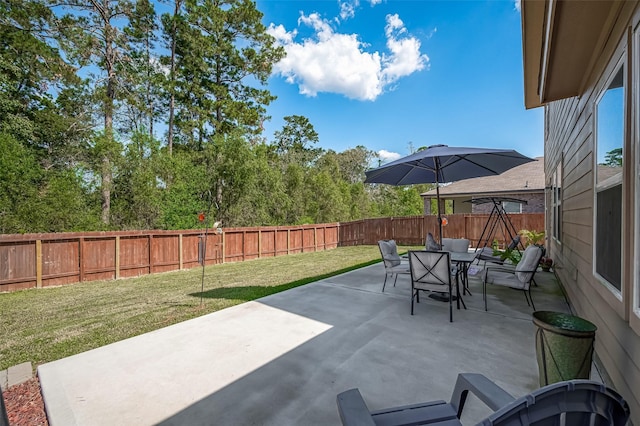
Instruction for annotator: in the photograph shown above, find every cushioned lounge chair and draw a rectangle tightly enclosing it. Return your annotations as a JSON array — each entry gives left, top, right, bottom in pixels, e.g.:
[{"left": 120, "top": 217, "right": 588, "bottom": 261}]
[{"left": 482, "top": 244, "right": 544, "bottom": 311}]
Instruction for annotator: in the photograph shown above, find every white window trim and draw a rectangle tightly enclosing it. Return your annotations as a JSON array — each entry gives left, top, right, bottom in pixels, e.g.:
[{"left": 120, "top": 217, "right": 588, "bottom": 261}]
[
  {"left": 592, "top": 53, "right": 625, "bottom": 309},
  {"left": 631, "top": 25, "right": 640, "bottom": 334},
  {"left": 502, "top": 201, "right": 522, "bottom": 214},
  {"left": 551, "top": 162, "right": 562, "bottom": 244}
]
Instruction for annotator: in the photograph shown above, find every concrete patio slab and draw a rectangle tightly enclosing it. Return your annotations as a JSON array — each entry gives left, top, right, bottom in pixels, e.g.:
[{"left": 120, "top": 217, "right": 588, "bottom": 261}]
[{"left": 38, "top": 263, "right": 581, "bottom": 425}]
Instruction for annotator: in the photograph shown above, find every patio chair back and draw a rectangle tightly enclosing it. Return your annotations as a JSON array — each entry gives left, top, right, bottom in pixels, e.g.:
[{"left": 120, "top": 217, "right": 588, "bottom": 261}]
[
  {"left": 409, "top": 250, "right": 451, "bottom": 290},
  {"left": 514, "top": 245, "right": 544, "bottom": 288},
  {"left": 409, "top": 250, "right": 458, "bottom": 321},
  {"left": 378, "top": 240, "right": 409, "bottom": 292},
  {"left": 378, "top": 240, "right": 401, "bottom": 268},
  {"left": 484, "top": 379, "right": 630, "bottom": 426},
  {"left": 337, "top": 374, "right": 630, "bottom": 426},
  {"left": 442, "top": 238, "right": 470, "bottom": 253}
]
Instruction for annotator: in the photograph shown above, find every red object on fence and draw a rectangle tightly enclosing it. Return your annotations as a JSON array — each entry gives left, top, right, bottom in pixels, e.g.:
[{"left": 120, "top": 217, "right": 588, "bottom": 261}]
[{"left": 198, "top": 213, "right": 205, "bottom": 222}]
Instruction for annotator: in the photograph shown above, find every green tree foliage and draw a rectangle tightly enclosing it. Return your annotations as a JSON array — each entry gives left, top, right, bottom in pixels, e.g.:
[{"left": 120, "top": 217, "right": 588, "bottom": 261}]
[
  {"left": 0, "top": 0, "right": 436, "bottom": 233},
  {"left": 273, "top": 115, "right": 321, "bottom": 166},
  {"left": 122, "top": 0, "right": 162, "bottom": 138},
  {"left": 168, "top": 0, "right": 285, "bottom": 148},
  {"left": 603, "top": 147, "right": 622, "bottom": 167}
]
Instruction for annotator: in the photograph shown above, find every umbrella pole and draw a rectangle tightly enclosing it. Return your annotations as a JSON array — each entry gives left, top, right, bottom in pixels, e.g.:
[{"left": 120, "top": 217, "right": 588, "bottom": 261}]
[{"left": 435, "top": 159, "right": 443, "bottom": 245}]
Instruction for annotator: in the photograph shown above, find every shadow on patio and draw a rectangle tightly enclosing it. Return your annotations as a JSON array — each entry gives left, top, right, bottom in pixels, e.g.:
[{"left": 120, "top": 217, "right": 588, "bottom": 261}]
[{"left": 38, "top": 261, "right": 583, "bottom": 425}]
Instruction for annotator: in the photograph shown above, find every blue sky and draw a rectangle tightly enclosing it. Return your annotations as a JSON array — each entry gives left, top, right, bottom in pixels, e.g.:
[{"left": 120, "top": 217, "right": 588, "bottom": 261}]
[{"left": 256, "top": 0, "right": 543, "bottom": 163}]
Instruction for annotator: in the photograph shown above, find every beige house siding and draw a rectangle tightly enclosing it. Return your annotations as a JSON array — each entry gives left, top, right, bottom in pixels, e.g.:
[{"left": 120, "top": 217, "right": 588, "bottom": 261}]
[{"left": 542, "top": 3, "right": 640, "bottom": 422}]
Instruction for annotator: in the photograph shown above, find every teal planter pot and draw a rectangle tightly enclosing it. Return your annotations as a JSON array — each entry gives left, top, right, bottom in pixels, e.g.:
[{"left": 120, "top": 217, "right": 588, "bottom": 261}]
[{"left": 533, "top": 311, "right": 597, "bottom": 387}]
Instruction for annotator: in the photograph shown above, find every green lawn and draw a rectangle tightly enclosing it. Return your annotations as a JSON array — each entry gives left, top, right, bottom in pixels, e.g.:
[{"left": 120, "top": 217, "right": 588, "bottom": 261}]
[{"left": 0, "top": 245, "right": 397, "bottom": 371}]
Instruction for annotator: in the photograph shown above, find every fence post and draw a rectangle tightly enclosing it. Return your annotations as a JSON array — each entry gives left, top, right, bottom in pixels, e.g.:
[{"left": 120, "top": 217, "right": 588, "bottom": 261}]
[
  {"left": 287, "top": 229, "right": 291, "bottom": 255},
  {"left": 79, "top": 237, "right": 84, "bottom": 282},
  {"left": 179, "top": 234, "right": 183, "bottom": 270},
  {"left": 36, "top": 239, "right": 42, "bottom": 288},
  {"left": 148, "top": 234, "right": 153, "bottom": 274},
  {"left": 242, "top": 230, "right": 246, "bottom": 261},
  {"left": 258, "top": 228, "right": 262, "bottom": 258},
  {"left": 221, "top": 231, "right": 226, "bottom": 264},
  {"left": 115, "top": 236, "right": 120, "bottom": 279},
  {"left": 314, "top": 227, "right": 318, "bottom": 251}
]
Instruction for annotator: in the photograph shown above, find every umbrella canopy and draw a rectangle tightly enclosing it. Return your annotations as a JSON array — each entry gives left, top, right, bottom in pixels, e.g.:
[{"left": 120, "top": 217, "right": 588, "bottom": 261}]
[{"left": 364, "top": 144, "right": 534, "bottom": 243}]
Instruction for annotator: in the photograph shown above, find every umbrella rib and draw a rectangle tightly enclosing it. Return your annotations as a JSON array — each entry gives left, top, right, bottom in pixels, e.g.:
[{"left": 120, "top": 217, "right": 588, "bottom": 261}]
[
  {"left": 397, "top": 161, "right": 437, "bottom": 185},
  {"left": 452, "top": 154, "right": 520, "bottom": 175}
]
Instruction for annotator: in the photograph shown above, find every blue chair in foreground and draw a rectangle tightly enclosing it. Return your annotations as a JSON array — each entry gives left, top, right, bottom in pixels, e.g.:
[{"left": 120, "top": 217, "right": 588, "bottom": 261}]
[
  {"left": 1, "top": 387, "right": 9, "bottom": 426},
  {"left": 336, "top": 373, "right": 630, "bottom": 426}
]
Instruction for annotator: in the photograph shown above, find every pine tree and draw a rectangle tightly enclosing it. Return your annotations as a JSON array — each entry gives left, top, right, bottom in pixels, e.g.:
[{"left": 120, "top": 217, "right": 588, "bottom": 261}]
[{"left": 56, "top": 0, "right": 134, "bottom": 225}]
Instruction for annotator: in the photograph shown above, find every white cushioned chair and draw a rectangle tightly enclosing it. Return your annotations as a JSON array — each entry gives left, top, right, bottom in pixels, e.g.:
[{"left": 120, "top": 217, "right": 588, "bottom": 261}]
[
  {"left": 482, "top": 244, "right": 544, "bottom": 311},
  {"left": 377, "top": 240, "right": 409, "bottom": 292},
  {"left": 442, "top": 238, "right": 470, "bottom": 253}
]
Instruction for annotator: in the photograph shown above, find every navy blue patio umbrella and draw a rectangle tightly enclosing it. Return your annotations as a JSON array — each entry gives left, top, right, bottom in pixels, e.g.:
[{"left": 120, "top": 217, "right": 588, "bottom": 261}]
[{"left": 364, "top": 144, "right": 534, "bottom": 244}]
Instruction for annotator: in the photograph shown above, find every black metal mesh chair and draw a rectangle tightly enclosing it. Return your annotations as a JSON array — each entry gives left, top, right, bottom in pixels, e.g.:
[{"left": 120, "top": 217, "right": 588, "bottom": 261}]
[{"left": 409, "top": 250, "right": 463, "bottom": 322}]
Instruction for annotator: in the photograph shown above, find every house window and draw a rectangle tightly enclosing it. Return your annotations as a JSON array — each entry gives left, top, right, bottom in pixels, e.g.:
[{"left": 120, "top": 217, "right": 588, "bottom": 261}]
[
  {"left": 502, "top": 201, "right": 522, "bottom": 213},
  {"left": 552, "top": 162, "right": 562, "bottom": 242},
  {"left": 594, "top": 65, "right": 624, "bottom": 292}
]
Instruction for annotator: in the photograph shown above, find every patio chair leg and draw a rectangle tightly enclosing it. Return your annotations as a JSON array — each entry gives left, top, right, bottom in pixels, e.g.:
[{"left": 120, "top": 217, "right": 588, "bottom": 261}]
[
  {"left": 523, "top": 290, "right": 531, "bottom": 307},
  {"left": 393, "top": 273, "right": 398, "bottom": 287},
  {"left": 449, "top": 291, "right": 453, "bottom": 322},
  {"left": 528, "top": 288, "right": 536, "bottom": 310},
  {"left": 411, "top": 290, "right": 415, "bottom": 315},
  {"left": 382, "top": 274, "right": 388, "bottom": 292},
  {"left": 483, "top": 281, "right": 488, "bottom": 311}
]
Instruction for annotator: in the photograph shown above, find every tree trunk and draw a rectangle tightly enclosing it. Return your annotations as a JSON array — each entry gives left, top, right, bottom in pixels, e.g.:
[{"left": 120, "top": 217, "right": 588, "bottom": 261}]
[
  {"left": 101, "top": 8, "right": 115, "bottom": 225},
  {"left": 101, "top": 156, "right": 112, "bottom": 225},
  {"left": 167, "top": 0, "right": 182, "bottom": 156}
]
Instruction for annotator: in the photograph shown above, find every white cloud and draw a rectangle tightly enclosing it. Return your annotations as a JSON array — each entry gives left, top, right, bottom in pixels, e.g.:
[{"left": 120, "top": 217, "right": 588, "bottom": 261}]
[
  {"left": 514, "top": 0, "right": 521, "bottom": 12},
  {"left": 339, "top": 0, "right": 358, "bottom": 20},
  {"left": 370, "top": 0, "right": 382, "bottom": 5},
  {"left": 378, "top": 150, "right": 401, "bottom": 163},
  {"left": 267, "top": 12, "right": 429, "bottom": 101},
  {"left": 381, "top": 14, "right": 428, "bottom": 85}
]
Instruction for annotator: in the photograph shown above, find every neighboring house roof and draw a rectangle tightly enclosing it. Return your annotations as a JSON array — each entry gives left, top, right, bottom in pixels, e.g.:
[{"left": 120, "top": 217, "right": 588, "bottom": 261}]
[{"left": 421, "top": 157, "right": 544, "bottom": 198}]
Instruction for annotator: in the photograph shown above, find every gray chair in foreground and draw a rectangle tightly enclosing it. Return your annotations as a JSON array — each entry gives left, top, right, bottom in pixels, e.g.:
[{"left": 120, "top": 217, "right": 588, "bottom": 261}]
[
  {"left": 482, "top": 244, "right": 544, "bottom": 311},
  {"left": 378, "top": 240, "right": 409, "bottom": 292},
  {"left": 336, "top": 373, "right": 630, "bottom": 426},
  {"left": 0, "top": 388, "right": 8, "bottom": 426}
]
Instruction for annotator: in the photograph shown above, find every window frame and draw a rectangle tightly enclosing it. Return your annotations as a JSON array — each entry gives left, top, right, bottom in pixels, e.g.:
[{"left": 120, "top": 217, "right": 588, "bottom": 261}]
[
  {"left": 631, "top": 25, "right": 640, "bottom": 334},
  {"left": 551, "top": 161, "right": 562, "bottom": 244},
  {"left": 592, "top": 54, "right": 626, "bottom": 306},
  {"left": 502, "top": 201, "right": 522, "bottom": 214}
]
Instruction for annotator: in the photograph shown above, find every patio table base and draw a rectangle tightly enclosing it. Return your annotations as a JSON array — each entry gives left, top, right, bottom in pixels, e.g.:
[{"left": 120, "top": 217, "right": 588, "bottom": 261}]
[{"left": 428, "top": 293, "right": 458, "bottom": 302}]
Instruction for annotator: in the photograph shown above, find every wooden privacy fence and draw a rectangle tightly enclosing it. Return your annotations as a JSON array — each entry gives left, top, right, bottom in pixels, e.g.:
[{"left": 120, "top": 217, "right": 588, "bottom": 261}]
[
  {"left": 0, "top": 214, "right": 544, "bottom": 292},
  {"left": 338, "top": 213, "right": 545, "bottom": 248},
  {"left": 0, "top": 224, "right": 339, "bottom": 292}
]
